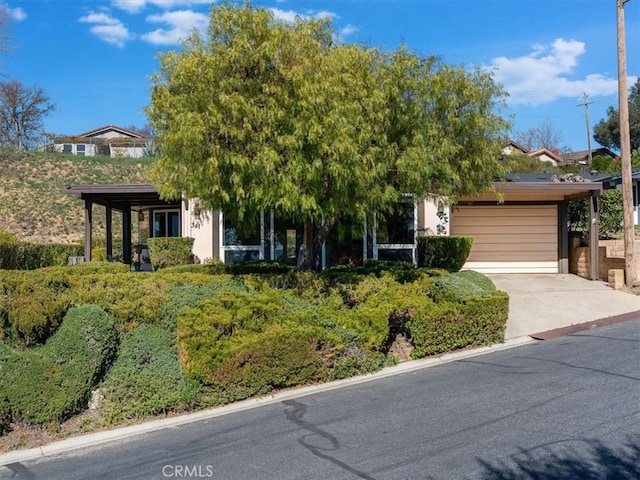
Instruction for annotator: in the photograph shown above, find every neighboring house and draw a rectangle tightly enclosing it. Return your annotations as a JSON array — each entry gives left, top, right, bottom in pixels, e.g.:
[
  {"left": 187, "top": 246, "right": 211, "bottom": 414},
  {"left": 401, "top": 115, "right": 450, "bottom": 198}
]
[
  {"left": 502, "top": 141, "right": 565, "bottom": 167},
  {"left": 501, "top": 140, "right": 528, "bottom": 156},
  {"left": 562, "top": 147, "right": 618, "bottom": 166},
  {"left": 66, "top": 177, "right": 603, "bottom": 278},
  {"left": 54, "top": 125, "right": 150, "bottom": 158},
  {"left": 526, "top": 148, "right": 564, "bottom": 167}
]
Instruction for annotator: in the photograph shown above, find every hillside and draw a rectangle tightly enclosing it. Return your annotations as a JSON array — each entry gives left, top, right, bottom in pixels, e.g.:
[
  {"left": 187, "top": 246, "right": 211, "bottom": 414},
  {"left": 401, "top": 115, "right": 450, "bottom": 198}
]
[{"left": 0, "top": 151, "right": 152, "bottom": 244}]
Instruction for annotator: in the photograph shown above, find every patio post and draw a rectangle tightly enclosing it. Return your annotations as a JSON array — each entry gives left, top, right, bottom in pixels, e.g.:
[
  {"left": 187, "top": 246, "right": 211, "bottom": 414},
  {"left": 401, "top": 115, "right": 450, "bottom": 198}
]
[
  {"left": 589, "top": 194, "right": 599, "bottom": 281},
  {"left": 558, "top": 202, "right": 569, "bottom": 274},
  {"left": 84, "top": 198, "right": 92, "bottom": 262},
  {"left": 106, "top": 205, "right": 113, "bottom": 260},
  {"left": 123, "top": 209, "right": 132, "bottom": 265}
]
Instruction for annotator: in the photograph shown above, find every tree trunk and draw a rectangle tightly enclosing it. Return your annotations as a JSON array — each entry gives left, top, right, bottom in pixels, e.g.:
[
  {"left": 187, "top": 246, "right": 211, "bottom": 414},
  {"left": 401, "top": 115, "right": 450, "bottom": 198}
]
[
  {"left": 298, "top": 217, "right": 317, "bottom": 271},
  {"left": 297, "top": 217, "right": 334, "bottom": 271}
]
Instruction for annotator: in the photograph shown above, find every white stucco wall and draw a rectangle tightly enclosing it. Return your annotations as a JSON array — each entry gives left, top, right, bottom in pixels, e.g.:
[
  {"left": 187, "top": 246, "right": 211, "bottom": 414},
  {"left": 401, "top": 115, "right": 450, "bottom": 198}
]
[
  {"left": 182, "top": 199, "right": 215, "bottom": 263},
  {"left": 421, "top": 197, "right": 450, "bottom": 236}
]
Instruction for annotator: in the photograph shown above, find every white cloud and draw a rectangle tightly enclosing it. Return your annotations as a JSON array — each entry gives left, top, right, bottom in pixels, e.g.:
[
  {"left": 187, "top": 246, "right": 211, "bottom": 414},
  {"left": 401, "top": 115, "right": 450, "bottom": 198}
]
[
  {"left": 142, "top": 9, "right": 207, "bottom": 45},
  {"left": 270, "top": 8, "right": 336, "bottom": 23},
  {"left": 112, "top": 0, "right": 212, "bottom": 14},
  {"left": 79, "top": 10, "right": 132, "bottom": 47},
  {"left": 79, "top": 12, "right": 121, "bottom": 25},
  {"left": 339, "top": 24, "right": 358, "bottom": 39},
  {"left": 488, "top": 38, "right": 619, "bottom": 106},
  {"left": 8, "top": 7, "right": 26, "bottom": 21}
]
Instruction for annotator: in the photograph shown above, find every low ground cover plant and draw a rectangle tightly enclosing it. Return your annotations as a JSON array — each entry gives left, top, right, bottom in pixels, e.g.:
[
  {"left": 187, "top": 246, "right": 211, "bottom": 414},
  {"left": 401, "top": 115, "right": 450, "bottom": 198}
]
[
  {"left": 0, "top": 261, "right": 508, "bottom": 435},
  {"left": 0, "top": 305, "right": 117, "bottom": 428}
]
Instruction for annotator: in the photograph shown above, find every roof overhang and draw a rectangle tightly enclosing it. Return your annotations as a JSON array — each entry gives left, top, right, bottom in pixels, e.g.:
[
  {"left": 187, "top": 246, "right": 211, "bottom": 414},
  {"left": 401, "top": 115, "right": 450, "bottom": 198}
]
[
  {"left": 457, "top": 181, "right": 603, "bottom": 203},
  {"left": 64, "top": 184, "right": 180, "bottom": 212}
]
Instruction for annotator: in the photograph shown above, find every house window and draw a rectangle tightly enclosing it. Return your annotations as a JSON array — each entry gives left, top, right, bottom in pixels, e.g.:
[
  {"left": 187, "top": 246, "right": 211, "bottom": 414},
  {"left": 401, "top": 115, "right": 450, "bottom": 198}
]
[
  {"left": 374, "top": 199, "right": 417, "bottom": 264},
  {"left": 76, "top": 144, "right": 85, "bottom": 156},
  {"left": 220, "top": 210, "right": 264, "bottom": 264},
  {"left": 62, "top": 144, "right": 72, "bottom": 153},
  {"left": 152, "top": 210, "right": 180, "bottom": 237}
]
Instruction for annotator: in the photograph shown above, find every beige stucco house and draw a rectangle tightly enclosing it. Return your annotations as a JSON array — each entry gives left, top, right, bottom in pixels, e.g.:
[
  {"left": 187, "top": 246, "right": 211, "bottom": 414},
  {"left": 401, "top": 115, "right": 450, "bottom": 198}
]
[
  {"left": 67, "top": 176, "right": 603, "bottom": 279},
  {"left": 54, "top": 125, "right": 149, "bottom": 158}
]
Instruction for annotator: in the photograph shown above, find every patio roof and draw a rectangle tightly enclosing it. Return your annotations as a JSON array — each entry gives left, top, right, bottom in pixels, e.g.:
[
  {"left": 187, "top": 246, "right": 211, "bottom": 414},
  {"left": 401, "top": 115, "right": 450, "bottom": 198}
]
[
  {"left": 64, "top": 184, "right": 180, "bottom": 212},
  {"left": 458, "top": 179, "right": 603, "bottom": 203}
]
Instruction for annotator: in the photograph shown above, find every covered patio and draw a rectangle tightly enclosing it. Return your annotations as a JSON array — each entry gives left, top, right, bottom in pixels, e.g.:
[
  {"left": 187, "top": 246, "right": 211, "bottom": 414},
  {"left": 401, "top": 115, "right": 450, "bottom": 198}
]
[{"left": 64, "top": 184, "right": 181, "bottom": 264}]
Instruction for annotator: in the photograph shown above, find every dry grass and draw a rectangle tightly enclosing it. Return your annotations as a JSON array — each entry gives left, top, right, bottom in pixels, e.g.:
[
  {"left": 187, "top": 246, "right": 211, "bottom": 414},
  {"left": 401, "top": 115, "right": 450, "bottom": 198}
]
[{"left": 0, "top": 151, "right": 152, "bottom": 243}]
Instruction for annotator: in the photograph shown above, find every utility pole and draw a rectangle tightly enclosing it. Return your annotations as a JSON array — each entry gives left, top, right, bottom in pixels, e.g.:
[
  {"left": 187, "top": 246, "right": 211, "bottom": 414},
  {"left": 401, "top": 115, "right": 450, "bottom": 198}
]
[
  {"left": 616, "top": 0, "right": 638, "bottom": 287},
  {"left": 578, "top": 93, "right": 594, "bottom": 167}
]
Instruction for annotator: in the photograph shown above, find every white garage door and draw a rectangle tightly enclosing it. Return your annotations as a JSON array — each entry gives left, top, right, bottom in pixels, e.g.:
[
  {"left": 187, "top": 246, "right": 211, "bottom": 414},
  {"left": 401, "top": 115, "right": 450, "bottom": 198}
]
[{"left": 451, "top": 205, "right": 558, "bottom": 274}]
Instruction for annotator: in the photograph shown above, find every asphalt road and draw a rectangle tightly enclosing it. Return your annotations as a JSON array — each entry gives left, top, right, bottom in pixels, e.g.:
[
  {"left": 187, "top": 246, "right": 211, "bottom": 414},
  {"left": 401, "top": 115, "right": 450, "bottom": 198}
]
[{"left": 2, "top": 319, "right": 639, "bottom": 480}]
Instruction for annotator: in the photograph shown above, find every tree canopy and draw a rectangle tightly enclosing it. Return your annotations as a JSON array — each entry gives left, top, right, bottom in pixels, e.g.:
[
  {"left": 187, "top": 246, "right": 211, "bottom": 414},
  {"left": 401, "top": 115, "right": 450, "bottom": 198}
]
[
  {"left": 593, "top": 78, "right": 640, "bottom": 152},
  {"left": 147, "top": 2, "right": 510, "bottom": 269}
]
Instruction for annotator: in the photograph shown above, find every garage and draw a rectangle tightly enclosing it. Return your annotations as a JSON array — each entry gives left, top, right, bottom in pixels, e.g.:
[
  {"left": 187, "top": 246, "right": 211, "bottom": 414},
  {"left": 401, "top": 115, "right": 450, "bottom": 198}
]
[
  {"left": 450, "top": 177, "right": 603, "bottom": 276},
  {"left": 451, "top": 205, "right": 559, "bottom": 273}
]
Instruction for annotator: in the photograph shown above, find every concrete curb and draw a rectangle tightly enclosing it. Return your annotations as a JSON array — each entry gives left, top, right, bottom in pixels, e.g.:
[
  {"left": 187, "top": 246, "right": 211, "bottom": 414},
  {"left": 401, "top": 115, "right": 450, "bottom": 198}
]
[
  {"left": 530, "top": 310, "right": 640, "bottom": 340},
  {"left": 0, "top": 336, "right": 535, "bottom": 467}
]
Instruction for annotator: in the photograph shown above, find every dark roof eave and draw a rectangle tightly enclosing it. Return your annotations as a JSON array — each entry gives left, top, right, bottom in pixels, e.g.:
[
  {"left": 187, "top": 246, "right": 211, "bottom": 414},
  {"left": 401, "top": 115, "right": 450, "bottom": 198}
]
[{"left": 63, "top": 184, "right": 180, "bottom": 211}]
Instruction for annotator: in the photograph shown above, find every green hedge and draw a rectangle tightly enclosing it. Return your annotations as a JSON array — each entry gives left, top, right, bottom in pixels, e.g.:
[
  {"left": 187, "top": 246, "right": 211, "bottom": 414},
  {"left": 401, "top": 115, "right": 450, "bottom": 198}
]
[
  {"left": 163, "top": 260, "right": 295, "bottom": 276},
  {"left": 409, "top": 291, "right": 508, "bottom": 357},
  {"left": 428, "top": 270, "right": 499, "bottom": 303},
  {"left": 99, "top": 323, "right": 195, "bottom": 424},
  {"left": 0, "top": 227, "right": 83, "bottom": 270},
  {"left": 147, "top": 237, "right": 195, "bottom": 270},
  {"left": 0, "top": 305, "right": 117, "bottom": 426},
  {"left": 417, "top": 236, "right": 473, "bottom": 272},
  {"left": 0, "top": 262, "right": 509, "bottom": 429},
  {"left": 0, "top": 228, "right": 18, "bottom": 270}
]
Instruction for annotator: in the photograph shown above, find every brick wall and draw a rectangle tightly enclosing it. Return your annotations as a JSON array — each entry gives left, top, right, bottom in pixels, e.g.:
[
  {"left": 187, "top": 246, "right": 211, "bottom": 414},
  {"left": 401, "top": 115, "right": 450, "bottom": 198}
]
[{"left": 571, "top": 240, "right": 640, "bottom": 281}]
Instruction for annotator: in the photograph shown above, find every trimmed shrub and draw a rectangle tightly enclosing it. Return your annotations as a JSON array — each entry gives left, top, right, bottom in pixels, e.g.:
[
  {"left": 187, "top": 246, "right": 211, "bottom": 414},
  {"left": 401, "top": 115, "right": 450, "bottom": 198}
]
[
  {"left": 0, "top": 394, "right": 9, "bottom": 435},
  {"left": 408, "top": 291, "right": 508, "bottom": 357},
  {"left": 147, "top": 237, "right": 195, "bottom": 270},
  {"left": 417, "top": 236, "right": 473, "bottom": 272},
  {"left": 0, "top": 269, "right": 73, "bottom": 345},
  {"left": 163, "top": 260, "right": 295, "bottom": 276},
  {"left": 205, "top": 326, "right": 330, "bottom": 403},
  {"left": 428, "top": 270, "right": 498, "bottom": 303},
  {"left": 15, "top": 243, "right": 83, "bottom": 270},
  {"left": 0, "top": 232, "right": 83, "bottom": 271},
  {"left": 0, "top": 227, "right": 18, "bottom": 270},
  {"left": 99, "top": 324, "right": 194, "bottom": 424},
  {"left": 0, "top": 305, "right": 118, "bottom": 426}
]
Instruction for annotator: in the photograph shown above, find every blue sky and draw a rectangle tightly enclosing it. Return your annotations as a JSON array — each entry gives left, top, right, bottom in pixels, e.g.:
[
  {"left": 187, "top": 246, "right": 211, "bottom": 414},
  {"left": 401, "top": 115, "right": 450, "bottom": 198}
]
[{"left": 3, "top": 0, "right": 639, "bottom": 152}]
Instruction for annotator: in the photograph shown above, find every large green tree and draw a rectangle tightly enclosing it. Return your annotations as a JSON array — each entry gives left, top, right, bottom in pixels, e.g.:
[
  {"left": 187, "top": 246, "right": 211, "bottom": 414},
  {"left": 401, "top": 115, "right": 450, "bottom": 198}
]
[
  {"left": 593, "top": 78, "right": 640, "bottom": 152},
  {"left": 147, "top": 3, "right": 509, "bottom": 269}
]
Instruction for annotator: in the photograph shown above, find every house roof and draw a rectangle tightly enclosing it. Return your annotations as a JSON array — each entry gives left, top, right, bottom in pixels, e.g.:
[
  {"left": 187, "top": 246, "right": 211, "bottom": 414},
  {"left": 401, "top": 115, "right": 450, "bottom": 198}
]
[
  {"left": 502, "top": 140, "right": 529, "bottom": 154},
  {"left": 562, "top": 147, "right": 619, "bottom": 164},
  {"left": 75, "top": 125, "right": 148, "bottom": 139},
  {"left": 526, "top": 148, "right": 564, "bottom": 163},
  {"left": 600, "top": 167, "right": 640, "bottom": 183},
  {"left": 64, "top": 184, "right": 179, "bottom": 212}
]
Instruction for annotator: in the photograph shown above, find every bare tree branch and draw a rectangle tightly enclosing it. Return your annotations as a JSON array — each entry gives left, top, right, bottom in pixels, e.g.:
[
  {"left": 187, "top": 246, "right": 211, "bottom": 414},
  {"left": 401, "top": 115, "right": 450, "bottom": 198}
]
[{"left": 0, "top": 80, "right": 56, "bottom": 150}]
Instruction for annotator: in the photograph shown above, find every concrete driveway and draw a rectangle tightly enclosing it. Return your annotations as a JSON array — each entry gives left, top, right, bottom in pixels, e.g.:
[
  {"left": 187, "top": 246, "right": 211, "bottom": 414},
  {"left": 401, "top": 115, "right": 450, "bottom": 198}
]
[{"left": 487, "top": 274, "right": 640, "bottom": 339}]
